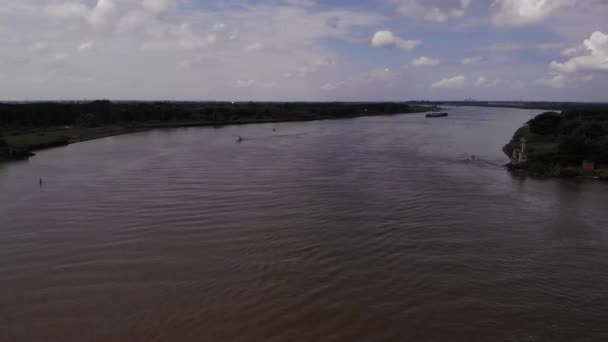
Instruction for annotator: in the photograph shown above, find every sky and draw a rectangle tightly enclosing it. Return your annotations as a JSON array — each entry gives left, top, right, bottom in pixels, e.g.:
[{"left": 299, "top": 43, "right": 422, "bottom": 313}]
[{"left": 1, "top": 0, "right": 607, "bottom": 102}]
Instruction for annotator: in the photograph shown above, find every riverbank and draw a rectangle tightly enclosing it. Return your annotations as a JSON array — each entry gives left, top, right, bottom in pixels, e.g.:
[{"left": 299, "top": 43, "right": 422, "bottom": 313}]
[
  {"left": 1, "top": 103, "right": 437, "bottom": 162},
  {"left": 503, "top": 109, "right": 608, "bottom": 180},
  {"left": 1, "top": 126, "right": 134, "bottom": 161},
  {"left": 506, "top": 162, "right": 608, "bottom": 180}
]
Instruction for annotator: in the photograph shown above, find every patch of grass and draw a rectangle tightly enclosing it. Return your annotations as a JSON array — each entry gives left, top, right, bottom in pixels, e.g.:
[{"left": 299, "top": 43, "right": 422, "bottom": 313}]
[
  {"left": 5, "top": 126, "right": 135, "bottom": 150},
  {"left": 5, "top": 131, "right": 69, "bottom": 149},
  {"left": 595, "top": 169, "right": 608, "bottom": 180},
  {"left": 65, "top": 126, "right": 137, "bottom": 142}
]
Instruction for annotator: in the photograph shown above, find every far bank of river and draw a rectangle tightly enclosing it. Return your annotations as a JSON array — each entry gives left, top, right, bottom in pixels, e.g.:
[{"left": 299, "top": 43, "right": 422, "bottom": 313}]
[{"left": 2, "top": 106, "right": 438, "bottom": 162}]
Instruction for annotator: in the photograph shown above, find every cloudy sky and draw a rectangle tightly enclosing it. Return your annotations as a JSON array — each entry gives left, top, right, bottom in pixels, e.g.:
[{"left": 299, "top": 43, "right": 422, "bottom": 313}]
[{"left": 1, "top": 0, "right": 607, "bottom": 101}]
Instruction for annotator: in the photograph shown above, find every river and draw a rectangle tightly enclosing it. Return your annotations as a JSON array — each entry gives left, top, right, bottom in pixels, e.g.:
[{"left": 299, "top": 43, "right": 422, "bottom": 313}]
[{"left": 1, "top": 106, "right": 607, "bottom": 341}]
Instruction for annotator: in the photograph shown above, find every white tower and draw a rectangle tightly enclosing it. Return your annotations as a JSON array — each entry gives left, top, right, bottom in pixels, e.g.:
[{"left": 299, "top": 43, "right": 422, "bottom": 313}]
[{"left": 519, "top": 137, "right": 528, "bottom": 162}]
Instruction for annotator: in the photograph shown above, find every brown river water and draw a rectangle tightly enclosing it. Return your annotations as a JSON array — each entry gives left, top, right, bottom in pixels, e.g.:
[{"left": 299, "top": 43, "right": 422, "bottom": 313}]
[{"left": 1, "top": 107, "right": 607, "bottom": 341}]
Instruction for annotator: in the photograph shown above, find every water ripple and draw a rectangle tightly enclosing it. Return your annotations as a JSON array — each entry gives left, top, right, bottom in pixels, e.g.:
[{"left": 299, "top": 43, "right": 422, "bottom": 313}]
[{"left": 1, "top": 107, "right": 608, "bottom": 341}]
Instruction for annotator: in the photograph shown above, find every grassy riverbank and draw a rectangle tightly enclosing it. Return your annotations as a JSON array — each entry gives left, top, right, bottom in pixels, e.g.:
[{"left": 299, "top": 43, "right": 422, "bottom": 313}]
[{"left": 5, "top": 126, "right": 138, "bottom": 147}]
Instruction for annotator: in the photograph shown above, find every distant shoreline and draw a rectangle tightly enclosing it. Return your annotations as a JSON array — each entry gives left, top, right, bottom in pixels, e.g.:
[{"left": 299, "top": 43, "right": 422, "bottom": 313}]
[
  {"left": 1, "top": 102, "right": 437, "bottom": 162},
  {"left": 68, "top": 114, "right": 420, "bottom": 144}
]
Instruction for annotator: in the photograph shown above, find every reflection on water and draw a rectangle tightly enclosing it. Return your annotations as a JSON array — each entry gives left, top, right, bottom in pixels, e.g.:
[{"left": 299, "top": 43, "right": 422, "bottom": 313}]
[{"left": 1, "top": 107, "right": 607, "bottom": 341}]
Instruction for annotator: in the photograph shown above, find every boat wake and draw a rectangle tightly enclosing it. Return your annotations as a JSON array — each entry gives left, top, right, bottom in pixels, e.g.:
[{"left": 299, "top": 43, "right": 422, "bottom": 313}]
[{"left": 235, "top": 132, "right": 314, "bottom": 142}]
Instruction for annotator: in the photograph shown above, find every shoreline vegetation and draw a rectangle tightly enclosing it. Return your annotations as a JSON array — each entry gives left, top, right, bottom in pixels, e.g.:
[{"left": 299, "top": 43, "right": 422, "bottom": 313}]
[
  {"left": 3, "top": 100, "right": 606, "bottom": 179},
  {"left": 1, "top": 101, "right": 438, "bottom": 161},
  {"left": 410, "top": 100, "right": 608, "bottom": 111},
  {"left": 504, "top": 109, "right": 608, "bottom": 180}
]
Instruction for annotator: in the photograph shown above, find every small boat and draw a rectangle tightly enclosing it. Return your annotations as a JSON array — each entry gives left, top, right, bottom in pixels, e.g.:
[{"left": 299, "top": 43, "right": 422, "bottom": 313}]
[
  {"left": 426, "top": 112, "right": 448, "bottom": 118},
  {"left": 236, "top": 136, "right": 243, "bottom": 143}
]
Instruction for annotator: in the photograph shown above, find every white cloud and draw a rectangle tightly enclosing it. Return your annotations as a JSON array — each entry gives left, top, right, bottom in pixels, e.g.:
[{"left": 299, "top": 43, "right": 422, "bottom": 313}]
[
  {"left": 47, "top": 3, "right": 89, "bottom": 21},
  {"left": 537, "top": 74, "right": 568, "bottom": 88},
  {"left": 366, "top": 68, "right": 396, "bottom": 81},
  {"left": 390, "top": 0, "right": 472, "bottom": 22},
  {"left": 236, "top": 79, "right": 255, "bottom": 88},
  {"left": 317, "top": 67, "right": 403, "bottom": 94},
  {"left": 282, "top": 0, "right": 317, "bottom": 6},
  {"left": 431, "top": 75, "right": 466, "bottom": 89},
  {"left": 461, "top": 56, "right": 482, "bottom": 65},
  {"left": 371, "top": 30, "right": 396, "bottom": 47},
  {"left": 474, "top": 76, "right": 501, "bottom": 88},
  {"left": 47, "top": 0, "right": 177, "bottom": 33},
  {"left": 244, "top": 42, "right": 264, "bottom": 52},
  {"left": 411, "top": 56, "right": 440, "bottom": 67},
  {"left": 536, "top": 72, "right": 593, "bottom": 89},
  {"left": 550, "top": 31, "right": 608, "bottom": 73},
  {"left": 544, "top": 1, "right": 608, "bottom": 41},
  {"left": 30, "top": 41, "right": 50, "bottom": 52},
  {"left": 540, "top": 31, "right": 607, "bottom": 91},
  {"left": 473, "top": 76, "right": 485, "bottom": 87},
  {"left": 511, "top": 80, "right": 525, "bottom": 89},
  {"left": 320, "top": 82, "right": 343, "bottom": 91},
  {"left": 0, "top": 1, "right": 386, "bottom": 100},
  {"left": 78, "top": 41, "right": 94, "bottom": 52},
  {"left": 293, "top": 56, "right": 338, "bottom": 76},
  {"left": 474, "top": 42, "right": 565, "bottom": 53},
  {"left": 491, "top": 0, "right": 574, "bottom": 27},
  {"left": 1, "top": 0, "right": 605, "bottom": 101},
  {"left": 89, "top": 0, "right": 120, "bottom": 31},
  {"left": 141, "top": 0, "right": 173, "bottom": 14},
  {"left": 261, "top": 81, "right": 279, "bottom": 88},
  {"left": 47, "top": 53, "right": 71, "bottom": 68},
  {"left": 371, "top": 30, "right": 421, "bottom": 52},
  {"left": 236, "top": 79, "right": 279, "bottom": 88},
  {"left": 561, "top": 46, "right": 584, "bottom": 57}
]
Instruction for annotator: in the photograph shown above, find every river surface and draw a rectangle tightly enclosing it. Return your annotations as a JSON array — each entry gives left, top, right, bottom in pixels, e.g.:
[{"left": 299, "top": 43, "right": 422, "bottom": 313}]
[{"left": 1, "top": 106, "right": 607, "bottom": 341}]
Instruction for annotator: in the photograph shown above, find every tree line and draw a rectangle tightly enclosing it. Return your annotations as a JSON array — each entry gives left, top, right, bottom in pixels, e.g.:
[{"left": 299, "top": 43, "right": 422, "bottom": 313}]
[
  {"left": 527, "top": 109, "right": 608, "bottom": 165},
  {"left": 0, "top": 101, "right": 426, "bottom": 128}
]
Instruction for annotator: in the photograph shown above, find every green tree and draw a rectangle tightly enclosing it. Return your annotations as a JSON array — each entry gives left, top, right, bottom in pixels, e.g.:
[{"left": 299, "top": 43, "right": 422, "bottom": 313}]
[
  {"left": 0, "top": 127, "right": 7, "bottom": 147},
  {"left": 528, "top": 112, "right": 563, "bottom": 135},
  {"left": 76, "top": 113, "right": 98, "bottom": 127},
  {"left": 559, "top": 119, "right": 583, "bottom": 136},
  {"left": 582, "top": 123, "right": 607, "bottom": 140},
  {"left": 558, "top": 137, "right": 587, "bottom": 164}
]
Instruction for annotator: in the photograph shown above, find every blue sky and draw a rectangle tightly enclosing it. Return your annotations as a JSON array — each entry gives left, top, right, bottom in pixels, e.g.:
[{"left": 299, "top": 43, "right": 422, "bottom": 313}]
[{"left": 0, "top": 0, "right": 607, "bottom": 101}]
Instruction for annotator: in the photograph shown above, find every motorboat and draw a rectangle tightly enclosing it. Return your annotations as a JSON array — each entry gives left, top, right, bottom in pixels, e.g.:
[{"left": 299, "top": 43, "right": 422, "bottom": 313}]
[{"left": 426, "top": 112, "right": 448, "bottom": 118}]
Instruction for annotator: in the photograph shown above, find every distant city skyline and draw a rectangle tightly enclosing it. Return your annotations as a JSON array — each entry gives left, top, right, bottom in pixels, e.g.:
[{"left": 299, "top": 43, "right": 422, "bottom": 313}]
[{"left": 1, "top": 0, "right": 607, "bottom": 101}]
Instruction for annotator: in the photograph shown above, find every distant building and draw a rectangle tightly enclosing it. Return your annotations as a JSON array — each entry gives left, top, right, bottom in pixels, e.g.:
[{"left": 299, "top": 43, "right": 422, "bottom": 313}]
[
  {"left": 582, "top": 160, "right": 595, "bottom": 174},
  {"left": 511, "top": 138, "right": 528, "bottom": 164}
]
